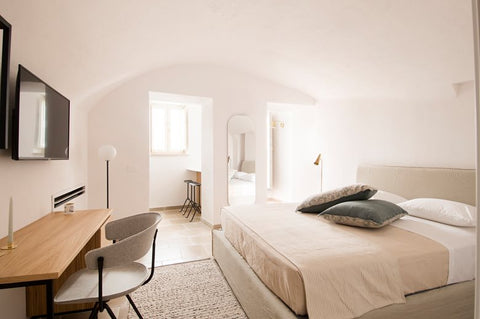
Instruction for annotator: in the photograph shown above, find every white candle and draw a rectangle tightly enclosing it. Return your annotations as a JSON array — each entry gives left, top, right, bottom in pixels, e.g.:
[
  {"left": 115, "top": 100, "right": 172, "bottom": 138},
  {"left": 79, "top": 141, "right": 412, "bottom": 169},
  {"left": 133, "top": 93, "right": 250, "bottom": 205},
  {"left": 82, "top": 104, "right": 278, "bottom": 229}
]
[{"left": 8, "top": 197, "right": 13, "bottom": 244}]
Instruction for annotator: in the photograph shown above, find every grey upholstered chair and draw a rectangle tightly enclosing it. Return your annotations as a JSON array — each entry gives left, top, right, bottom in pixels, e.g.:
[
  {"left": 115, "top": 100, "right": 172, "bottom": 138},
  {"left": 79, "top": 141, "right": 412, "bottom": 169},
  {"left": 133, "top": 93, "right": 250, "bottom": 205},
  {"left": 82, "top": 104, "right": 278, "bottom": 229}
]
[{"left": 55, "top": 212, "right": 162, "bottom": 319}]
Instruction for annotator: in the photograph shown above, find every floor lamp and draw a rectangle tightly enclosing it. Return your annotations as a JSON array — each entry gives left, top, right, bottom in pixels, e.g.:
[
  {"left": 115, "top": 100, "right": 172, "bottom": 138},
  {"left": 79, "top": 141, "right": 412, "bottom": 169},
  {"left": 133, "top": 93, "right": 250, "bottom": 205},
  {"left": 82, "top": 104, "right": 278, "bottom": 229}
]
[
  {"left": 98, "top": 145, "right": 117, "bottom": 209},
  {"left": 313, "top": 153, "right": 323, "bottom": 192}
]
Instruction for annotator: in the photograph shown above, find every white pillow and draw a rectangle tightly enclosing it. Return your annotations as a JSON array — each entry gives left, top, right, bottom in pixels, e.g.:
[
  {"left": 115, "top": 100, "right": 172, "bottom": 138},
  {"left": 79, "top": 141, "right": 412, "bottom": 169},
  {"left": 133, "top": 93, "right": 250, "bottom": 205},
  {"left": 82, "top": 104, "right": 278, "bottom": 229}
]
[
  {"left": 228, "top": 169, "right": 237, "bottom": 180},
  {"left": 398, "top": 198, "right": 476, "bottom": 227},
  {"left": 234, "top": 171, "right": 255, "bottom": 182},
  {"left": 234, "top": 171, "right": 248, "bottom": 179},
  {"left": 371, "top": 190, "right": 407, "bottom": 204},
  {"left": 240, "top": 173, "right": 255, "bottom": 182}
]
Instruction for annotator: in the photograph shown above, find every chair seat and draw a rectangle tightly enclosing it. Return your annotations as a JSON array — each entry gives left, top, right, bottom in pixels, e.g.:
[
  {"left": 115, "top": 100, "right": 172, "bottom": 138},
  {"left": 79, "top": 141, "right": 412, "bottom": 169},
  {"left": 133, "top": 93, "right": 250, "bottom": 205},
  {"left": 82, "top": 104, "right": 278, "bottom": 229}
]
[{"left": 55, "top": 262, "right": 149, "bottom": 304}]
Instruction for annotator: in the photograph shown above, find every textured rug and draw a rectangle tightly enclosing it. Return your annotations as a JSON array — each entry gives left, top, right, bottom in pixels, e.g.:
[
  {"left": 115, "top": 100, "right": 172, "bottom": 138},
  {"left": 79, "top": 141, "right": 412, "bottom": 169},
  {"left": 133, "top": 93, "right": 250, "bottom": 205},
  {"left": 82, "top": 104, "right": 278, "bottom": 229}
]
[{"left": 128, "top": 259, "right": 247, "bottom": 319}]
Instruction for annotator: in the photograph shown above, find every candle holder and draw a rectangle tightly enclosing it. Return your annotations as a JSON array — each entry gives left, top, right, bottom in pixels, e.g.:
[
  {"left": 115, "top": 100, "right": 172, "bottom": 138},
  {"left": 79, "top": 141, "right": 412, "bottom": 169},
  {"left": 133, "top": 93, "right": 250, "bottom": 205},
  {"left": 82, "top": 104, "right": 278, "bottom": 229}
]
[{"left": 1, "top": 242, "right": 17, "bottom": 250}]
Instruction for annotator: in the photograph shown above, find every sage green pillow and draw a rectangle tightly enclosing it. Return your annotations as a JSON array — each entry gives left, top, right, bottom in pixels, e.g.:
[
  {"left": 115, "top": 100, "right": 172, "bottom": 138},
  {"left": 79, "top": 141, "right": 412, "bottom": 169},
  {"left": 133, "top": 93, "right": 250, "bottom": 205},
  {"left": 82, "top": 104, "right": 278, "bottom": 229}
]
[
  {"left": 320, "top": 200, "right": 407, "bottom": 228},
  {"left": 296, "top": 184, "right": 377, "bottom": 213}
]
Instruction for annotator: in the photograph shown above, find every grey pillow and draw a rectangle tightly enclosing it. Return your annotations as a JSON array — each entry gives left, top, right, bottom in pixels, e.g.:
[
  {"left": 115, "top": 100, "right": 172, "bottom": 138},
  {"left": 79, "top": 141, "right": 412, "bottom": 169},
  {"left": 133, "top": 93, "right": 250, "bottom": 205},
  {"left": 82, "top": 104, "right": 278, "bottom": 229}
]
[
  {"left": 296, "top": 184, "right": 377, "bottom": 213},
  {"left": 320, "top": 199, "right": 408, "bottom": 228}
]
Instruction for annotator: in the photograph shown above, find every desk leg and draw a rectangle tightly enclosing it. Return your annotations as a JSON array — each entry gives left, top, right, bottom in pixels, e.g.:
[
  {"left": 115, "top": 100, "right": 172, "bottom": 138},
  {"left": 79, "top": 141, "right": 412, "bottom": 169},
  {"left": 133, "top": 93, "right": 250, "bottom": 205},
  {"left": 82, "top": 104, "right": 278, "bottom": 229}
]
[{"left": 46, "top": 280, "right": 53, "bottom": 319}]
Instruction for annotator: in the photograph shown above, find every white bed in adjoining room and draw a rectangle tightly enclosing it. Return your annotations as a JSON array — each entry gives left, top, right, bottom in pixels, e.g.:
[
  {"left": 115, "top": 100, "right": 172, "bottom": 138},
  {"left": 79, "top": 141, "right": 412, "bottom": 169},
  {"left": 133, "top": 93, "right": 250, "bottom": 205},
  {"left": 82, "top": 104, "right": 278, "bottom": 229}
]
[
  {"left": 213, "top": 165, "right": 476, "bottom": 319},
  {"left": 228, "top": 160, "right": 256, "bottom": 205}
]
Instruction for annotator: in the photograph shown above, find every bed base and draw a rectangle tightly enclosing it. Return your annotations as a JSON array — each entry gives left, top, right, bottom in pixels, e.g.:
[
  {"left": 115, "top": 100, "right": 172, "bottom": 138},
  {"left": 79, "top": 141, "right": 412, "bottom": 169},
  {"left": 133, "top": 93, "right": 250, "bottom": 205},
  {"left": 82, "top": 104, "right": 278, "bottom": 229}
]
[{"left": 213, "top": 230, "right": 474, "bottom": 319}]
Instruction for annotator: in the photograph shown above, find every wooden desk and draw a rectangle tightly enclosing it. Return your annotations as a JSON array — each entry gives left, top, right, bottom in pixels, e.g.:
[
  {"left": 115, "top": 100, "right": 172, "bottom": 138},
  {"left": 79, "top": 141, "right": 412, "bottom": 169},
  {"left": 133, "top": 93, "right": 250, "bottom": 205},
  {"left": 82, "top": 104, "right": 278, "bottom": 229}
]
[{"left": 0, "top": 209, "right": 111, "bottom": 318}]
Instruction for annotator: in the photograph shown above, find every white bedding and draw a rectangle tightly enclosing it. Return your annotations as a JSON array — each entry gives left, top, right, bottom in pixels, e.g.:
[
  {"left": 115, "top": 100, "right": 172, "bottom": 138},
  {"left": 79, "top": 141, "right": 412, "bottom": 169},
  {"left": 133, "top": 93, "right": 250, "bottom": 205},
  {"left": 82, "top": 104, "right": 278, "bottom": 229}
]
[
  {"left": 221, "top": 202, "right": 475, "bottom": 318},
  {"left": 392, "top": 215, "right": 475, "bottom": 285},
  {"left": 228, "top": 177, "right": 255, "bottom": 205}
]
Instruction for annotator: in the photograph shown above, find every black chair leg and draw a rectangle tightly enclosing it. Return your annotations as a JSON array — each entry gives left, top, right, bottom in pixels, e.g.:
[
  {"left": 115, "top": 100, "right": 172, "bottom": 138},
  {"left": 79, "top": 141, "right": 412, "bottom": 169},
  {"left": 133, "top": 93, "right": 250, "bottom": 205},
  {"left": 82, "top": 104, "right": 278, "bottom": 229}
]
[
  {"left": 104, "top": 303, "right": 117, "bottom": 319},
  {"left": 127, "top": 294, "right": 143, "bottom": 319},
  {"left": 89, "top": 302, "right": 99, "bottom": 319}
]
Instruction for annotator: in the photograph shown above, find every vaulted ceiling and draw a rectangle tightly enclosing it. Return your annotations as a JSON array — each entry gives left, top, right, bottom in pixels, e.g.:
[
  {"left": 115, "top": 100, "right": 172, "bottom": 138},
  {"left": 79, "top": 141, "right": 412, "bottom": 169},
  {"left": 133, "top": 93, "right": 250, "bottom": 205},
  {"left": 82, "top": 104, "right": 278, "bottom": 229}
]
[{"left": 1, "top": 0, "right": 475, "bottom": 106}]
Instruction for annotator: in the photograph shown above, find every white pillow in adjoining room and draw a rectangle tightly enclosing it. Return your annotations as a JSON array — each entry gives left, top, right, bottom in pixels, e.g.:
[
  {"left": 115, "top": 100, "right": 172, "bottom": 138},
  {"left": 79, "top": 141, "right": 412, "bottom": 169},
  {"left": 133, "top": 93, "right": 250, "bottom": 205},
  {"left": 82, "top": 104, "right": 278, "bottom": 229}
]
[
  {"left": 234, "top": 171, "right": 255, "bottom": 182},
  {"left": 371, "top": 190, "right": 407, "bottom": 204},
  {"left": 234, "top": 171, "right": 248, "bottom": 179},
  {"left": 398, "top": 198, "right": 476, "bottom": 227},
  {"left": 240, "top": 173, "right": 255, "bottom": 182},
  {"left": 228, "top": 169, "right": 237, "bottom": 180}
]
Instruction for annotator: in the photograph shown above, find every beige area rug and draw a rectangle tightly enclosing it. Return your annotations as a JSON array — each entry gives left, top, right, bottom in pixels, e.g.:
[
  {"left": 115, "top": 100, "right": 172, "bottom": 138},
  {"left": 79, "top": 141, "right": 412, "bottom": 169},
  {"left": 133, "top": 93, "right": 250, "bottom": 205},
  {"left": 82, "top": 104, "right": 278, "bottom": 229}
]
[{"left": 128, "top": 259, "right": 248, "bottom": 319}]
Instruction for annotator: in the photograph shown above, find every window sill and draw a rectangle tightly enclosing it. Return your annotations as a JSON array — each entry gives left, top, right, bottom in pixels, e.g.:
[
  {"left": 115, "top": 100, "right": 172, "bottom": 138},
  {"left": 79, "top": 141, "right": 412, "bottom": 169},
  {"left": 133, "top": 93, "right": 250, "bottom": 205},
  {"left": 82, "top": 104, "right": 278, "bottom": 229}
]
[{"left": 150, "top": 152, "right": 189, "bottom": 157}]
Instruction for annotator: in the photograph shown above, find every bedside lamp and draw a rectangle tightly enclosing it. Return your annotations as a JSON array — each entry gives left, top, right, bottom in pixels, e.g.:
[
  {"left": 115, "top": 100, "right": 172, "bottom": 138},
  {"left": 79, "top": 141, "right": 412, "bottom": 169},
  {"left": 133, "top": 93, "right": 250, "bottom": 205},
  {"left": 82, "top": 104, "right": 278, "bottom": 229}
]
[{"left": 98, "top": 145, "right": 117, "bottom": 209}]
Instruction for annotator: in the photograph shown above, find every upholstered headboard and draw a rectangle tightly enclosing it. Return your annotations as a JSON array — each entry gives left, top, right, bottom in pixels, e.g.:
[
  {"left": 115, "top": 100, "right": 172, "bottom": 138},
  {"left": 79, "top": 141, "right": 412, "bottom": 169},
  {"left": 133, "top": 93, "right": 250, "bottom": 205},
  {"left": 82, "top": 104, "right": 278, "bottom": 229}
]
[
  {"left": 240, "top": 160, "right": 255, "bottom": 174},
  {"left": 356, "top": 165, "right": 476, "bottom": 206}
]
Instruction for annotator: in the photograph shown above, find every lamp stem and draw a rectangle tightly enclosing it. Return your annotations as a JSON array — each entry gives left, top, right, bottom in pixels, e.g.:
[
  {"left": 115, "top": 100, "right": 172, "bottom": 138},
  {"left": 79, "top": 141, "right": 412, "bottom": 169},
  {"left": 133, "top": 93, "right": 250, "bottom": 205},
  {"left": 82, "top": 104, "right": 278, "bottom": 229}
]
[{"left": 106, "top": 160, "right": 110, "bottom": 209}]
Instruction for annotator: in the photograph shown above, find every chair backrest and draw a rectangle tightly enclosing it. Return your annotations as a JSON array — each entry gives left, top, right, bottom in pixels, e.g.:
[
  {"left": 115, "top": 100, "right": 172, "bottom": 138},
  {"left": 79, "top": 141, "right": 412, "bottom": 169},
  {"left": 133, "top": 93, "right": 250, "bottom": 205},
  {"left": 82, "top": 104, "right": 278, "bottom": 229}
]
[
  {"left": 105, "top": 212, "right": 160, "bottom": 241},
  {"left": 85, "top": 212, "right": 161, "bottom": 270}
]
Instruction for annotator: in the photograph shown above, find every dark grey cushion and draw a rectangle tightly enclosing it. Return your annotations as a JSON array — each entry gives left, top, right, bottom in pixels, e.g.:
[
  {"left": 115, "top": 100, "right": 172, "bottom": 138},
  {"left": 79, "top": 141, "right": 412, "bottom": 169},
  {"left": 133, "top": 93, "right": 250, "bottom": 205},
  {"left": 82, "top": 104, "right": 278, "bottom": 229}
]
[
  {"left": 320, "top": 199, "right": 408, "bottom": 228},
  {"left": 296, "top": 184, "right": 377, "bottom": 213}
]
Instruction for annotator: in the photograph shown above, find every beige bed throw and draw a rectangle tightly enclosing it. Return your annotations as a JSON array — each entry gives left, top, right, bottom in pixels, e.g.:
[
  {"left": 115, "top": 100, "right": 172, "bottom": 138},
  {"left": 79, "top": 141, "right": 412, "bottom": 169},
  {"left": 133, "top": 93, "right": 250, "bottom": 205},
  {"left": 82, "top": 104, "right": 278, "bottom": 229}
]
[{"left": 222, "top": 203, "right": 448, "bottom": 319}]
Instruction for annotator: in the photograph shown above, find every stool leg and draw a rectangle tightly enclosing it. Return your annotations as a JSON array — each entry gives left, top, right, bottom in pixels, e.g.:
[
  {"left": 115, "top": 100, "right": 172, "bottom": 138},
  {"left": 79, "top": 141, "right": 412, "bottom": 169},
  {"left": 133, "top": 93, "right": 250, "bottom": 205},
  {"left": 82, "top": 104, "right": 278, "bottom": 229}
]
[
  {"left": 189, "top": 185, "right": 201, "bottom": 222},
  {"left": 180, "top": 182, "right": 190, "bottom": 213},
  {"left": 190, "top": 205, "right": 200, "bottom": 222},
  {"left": 185, "top": 184, "right": 195, "bottom": 218},
  {"left": 180, "top": 197, "right": 189, "bottom": 213},
  {"left": 183, "top": 183, "right": 193, "bottom": 216}
]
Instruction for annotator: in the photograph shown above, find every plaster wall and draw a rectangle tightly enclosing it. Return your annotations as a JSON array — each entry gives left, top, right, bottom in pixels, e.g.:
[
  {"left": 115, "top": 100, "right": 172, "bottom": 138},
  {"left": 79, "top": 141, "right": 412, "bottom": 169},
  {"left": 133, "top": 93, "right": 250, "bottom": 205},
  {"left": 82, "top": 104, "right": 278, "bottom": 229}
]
[
  {"left": 87, "top": 64, "right": 315, "bottom": 225},
  {"left": 316, "top": 83, "right": 476, "bottom": 190},
  {"left": 0, "top": 106, "right": 88, "bottom": 319}
]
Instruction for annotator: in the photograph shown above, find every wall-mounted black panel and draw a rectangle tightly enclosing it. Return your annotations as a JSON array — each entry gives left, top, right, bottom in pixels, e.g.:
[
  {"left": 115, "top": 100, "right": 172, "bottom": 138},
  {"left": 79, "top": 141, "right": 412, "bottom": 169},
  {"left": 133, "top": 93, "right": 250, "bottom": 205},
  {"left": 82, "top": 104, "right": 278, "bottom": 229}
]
[{"left": 0, "top": 14, "right": 11, "bottom": 149}]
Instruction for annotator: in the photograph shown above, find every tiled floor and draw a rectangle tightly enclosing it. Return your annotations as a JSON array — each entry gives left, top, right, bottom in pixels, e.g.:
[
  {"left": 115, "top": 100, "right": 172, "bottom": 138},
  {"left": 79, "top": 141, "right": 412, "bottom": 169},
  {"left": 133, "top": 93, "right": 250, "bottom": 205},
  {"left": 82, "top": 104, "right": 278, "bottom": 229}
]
[
  {"left": 59, "top": 208, "right": 212, "bottom": 319},
  {"left": 146, "top": 208, "right": 212, "bottom": 266}
]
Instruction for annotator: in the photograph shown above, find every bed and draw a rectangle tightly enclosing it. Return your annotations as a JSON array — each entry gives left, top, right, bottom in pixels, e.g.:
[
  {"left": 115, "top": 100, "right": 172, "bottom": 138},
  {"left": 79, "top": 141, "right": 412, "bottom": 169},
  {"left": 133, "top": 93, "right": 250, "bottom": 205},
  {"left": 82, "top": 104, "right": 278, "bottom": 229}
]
[
  {"left": 228, "top": 160, "right": 256, "bottom": 205},
  {"left": 213, "top": 165, "right": 475, "bottom": 319}
]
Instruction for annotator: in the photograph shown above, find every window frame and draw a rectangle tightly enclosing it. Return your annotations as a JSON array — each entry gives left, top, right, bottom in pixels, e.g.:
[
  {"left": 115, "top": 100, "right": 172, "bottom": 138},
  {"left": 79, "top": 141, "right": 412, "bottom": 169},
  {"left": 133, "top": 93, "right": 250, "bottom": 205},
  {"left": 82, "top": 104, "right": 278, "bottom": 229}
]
[{"left": 150, "top": 102, "right": 189, "bottom": 156}]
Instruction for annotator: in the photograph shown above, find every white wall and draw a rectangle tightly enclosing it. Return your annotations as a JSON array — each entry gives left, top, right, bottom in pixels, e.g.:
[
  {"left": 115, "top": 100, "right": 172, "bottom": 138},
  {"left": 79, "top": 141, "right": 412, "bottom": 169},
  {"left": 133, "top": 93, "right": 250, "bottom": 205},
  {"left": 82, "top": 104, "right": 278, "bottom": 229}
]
[
  {"left": 268, "top": 104, "right": 321, "bottom": 202},
  {"left": 316, "top": 83, "right": 476, "bottom": 190},
  {"left": 0, "top": 105, "right": 88, "bottom": 319},
  {"left": 244, "top": 132, "right": 255, "bottom": 162},
  {"left": 149, "top": 156, "right": 197, "bottom": 208},
  {"left": 270, "top": 111, "right": 293, "bottom": 200},
  {"left": 186, "top": 106, "right": 202, "bottom": 170},
  {"left": 87, "top": 64, "right": 315, "bottom": 225}
]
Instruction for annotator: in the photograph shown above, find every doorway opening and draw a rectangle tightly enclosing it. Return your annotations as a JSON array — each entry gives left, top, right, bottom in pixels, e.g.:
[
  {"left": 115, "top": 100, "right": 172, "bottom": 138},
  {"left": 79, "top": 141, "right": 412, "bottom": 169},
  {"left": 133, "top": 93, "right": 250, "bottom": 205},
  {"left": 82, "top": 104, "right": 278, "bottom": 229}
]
[
  {"left": 267, "top": 103, "right": 320, "bottom": 203},
  {"left": 148, "top": 91, "right": 213, "bottom": 226}
]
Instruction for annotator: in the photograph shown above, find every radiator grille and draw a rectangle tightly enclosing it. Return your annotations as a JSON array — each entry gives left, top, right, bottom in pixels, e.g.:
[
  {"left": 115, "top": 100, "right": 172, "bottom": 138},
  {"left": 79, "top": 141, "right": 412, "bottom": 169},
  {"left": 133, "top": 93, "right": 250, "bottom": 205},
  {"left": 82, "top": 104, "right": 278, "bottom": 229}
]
[{"left": 52, "top": 185, "right": 86, "bottom": 208}]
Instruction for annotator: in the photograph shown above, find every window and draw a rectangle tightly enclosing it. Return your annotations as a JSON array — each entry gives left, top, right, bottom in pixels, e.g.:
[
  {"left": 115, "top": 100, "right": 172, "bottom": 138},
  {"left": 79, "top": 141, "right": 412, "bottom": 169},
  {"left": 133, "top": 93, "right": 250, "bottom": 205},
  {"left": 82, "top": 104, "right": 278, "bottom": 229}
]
[
  {"left": 34, "top": 95, "right": 46, "bottom": 154},
  {"left": 150, "top": 102, "right": 188, "bottom": 155}
]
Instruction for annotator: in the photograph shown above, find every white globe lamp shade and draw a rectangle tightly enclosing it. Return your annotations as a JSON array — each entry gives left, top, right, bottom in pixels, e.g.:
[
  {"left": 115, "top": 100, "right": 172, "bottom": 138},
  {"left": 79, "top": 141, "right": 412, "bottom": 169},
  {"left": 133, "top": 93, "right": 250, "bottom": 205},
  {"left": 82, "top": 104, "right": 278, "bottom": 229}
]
[{"left": 98, "top": 145, "right": 117, "bottom": 161}]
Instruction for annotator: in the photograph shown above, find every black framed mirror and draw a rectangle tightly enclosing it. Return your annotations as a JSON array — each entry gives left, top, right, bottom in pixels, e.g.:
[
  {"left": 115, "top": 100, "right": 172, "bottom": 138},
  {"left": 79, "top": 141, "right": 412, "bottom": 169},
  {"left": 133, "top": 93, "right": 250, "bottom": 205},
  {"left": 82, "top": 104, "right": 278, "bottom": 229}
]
[{"left": 0, "top": 15, "right": 11, "bottom": 149}]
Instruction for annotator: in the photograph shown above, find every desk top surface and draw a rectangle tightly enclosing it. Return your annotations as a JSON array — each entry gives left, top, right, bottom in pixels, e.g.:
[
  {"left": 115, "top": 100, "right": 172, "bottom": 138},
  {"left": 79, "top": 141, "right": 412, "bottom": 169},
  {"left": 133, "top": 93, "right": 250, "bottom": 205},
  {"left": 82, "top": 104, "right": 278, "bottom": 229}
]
[{"left": 0, "top": 209, "right": 111, "bottom": 284}]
